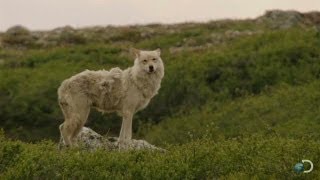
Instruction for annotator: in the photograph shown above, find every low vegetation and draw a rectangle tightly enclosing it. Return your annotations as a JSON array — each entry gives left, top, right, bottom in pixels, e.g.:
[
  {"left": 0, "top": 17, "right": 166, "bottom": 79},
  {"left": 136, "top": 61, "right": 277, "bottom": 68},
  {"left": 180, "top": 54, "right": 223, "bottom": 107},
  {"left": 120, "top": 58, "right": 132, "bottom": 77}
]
[{"left": 1, "top": 131, "right": 320, "bottom": 179}]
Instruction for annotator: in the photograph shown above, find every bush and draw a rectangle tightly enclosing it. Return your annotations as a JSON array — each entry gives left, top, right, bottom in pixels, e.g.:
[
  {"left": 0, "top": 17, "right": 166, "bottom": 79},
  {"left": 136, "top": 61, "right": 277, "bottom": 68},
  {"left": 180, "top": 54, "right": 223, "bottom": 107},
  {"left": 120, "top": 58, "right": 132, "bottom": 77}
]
[
  {"left": 57, "top": 26, "right": 87, "bottom": 45},
  {"left": 2, "top": 25, "right": 35, "bottom": 47},
  {"left": 144, "top": 81, "right": 320, "bottom": 145}
]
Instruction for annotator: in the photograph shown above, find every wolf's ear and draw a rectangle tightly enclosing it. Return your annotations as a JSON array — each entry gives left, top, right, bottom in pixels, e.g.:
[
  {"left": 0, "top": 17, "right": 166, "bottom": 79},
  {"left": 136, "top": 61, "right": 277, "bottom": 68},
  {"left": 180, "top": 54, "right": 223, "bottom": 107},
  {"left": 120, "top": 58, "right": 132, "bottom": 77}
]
[
  {"left": 130, "top": 48, "right": 140, "bottom": 58},
  {"left": 155, "top": 48, "right": 161, "bottom": 56}
]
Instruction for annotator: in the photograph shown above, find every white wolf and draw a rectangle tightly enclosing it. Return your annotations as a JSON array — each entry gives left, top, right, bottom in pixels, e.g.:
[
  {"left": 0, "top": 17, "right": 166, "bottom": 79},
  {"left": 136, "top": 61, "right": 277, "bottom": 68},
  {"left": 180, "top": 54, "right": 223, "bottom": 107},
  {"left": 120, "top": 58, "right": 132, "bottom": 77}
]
[{"left": 58, "top": 48, "right": 164, "bottom": 149}]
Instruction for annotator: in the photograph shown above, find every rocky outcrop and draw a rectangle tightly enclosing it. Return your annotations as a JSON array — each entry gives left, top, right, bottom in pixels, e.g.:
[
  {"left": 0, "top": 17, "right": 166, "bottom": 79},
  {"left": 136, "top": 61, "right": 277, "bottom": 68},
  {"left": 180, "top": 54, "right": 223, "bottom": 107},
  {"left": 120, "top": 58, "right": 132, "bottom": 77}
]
[
  {"left": 59, "top": 127, "right": 166, "bottom": 152},
  {"left": 257, "top": 10, "right": 320, "bottom": 29},
  {"left": 257, "top": 10, "right": 304, "bottom": 29},
  {"left": 303, "top": 11, "right": 320, "bottom": 25}
]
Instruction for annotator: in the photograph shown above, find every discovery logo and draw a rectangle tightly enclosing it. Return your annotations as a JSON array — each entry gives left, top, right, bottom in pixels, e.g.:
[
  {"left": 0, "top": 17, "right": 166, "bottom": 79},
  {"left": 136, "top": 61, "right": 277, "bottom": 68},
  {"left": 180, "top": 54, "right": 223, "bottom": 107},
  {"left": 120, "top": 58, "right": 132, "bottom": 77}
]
[{"left": 294, "top": 160, "right": 313, "bottom": 173}]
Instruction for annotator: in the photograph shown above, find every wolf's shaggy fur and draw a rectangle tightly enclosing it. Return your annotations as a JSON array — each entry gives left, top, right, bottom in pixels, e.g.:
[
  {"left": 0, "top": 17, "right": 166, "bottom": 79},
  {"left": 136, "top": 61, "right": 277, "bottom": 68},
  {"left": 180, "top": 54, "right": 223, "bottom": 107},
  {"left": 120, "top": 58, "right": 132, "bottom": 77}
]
[{"left": 58, "top": 48, "right": 164, "bottom": 148}]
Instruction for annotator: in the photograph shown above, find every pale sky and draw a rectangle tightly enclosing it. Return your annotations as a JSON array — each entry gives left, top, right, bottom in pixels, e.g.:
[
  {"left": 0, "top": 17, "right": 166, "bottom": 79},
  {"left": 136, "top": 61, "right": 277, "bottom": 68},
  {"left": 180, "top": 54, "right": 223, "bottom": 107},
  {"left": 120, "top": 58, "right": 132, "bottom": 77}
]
[{"left": 0, "top": 0, "right": 319, "bottom": 31}]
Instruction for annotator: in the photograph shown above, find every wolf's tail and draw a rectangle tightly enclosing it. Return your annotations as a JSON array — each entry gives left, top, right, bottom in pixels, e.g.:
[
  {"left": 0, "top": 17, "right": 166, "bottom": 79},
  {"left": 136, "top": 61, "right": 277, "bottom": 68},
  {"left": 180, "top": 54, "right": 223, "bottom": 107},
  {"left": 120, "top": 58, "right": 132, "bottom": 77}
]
[{"left": 58, "top": 123, "right": 64, "bottom": 150}]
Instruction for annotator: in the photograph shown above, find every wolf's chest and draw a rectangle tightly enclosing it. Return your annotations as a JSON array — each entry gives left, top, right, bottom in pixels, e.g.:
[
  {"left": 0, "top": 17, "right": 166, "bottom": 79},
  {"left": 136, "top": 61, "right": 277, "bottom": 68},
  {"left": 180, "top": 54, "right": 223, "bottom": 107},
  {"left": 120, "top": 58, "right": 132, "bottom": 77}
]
[
  {"left": 130, "top": 80, "right": 160, "bottom": 112},
  {"left": 135, "top": 96, "right": 151, "bottom": 112}
]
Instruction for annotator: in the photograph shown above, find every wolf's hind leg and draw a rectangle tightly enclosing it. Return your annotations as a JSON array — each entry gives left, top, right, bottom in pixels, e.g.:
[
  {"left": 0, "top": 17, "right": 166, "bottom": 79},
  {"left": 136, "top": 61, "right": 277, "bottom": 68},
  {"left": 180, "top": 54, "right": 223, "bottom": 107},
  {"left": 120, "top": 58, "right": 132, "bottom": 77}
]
[
  {"left": 59, "top": 93, "right": 91, "bottom": 147},
  {"left": 59, "top": 121, "right": 74, "bottom": 147},
  {"left": 70, "top": 107, "right": 91, "bottom": 145}
]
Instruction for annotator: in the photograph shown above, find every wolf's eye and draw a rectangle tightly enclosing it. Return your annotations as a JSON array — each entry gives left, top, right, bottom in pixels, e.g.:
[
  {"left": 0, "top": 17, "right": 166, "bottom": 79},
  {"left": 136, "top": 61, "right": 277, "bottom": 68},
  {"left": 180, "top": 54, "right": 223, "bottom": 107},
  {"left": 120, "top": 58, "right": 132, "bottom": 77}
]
[
  {"left": 152, "top": 58, "right": 157, "bottom": 61},
  {"left": 143, "top": 60, "right": 147, "bottom": 63}
]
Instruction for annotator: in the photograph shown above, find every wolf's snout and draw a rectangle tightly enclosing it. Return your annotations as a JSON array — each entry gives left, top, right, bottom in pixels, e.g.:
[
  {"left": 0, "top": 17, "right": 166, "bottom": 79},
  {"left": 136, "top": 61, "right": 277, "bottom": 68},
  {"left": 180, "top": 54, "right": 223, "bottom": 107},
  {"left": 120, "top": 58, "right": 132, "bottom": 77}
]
[{"left": 149, "top": 65, "right": 154, "bottom": 72}]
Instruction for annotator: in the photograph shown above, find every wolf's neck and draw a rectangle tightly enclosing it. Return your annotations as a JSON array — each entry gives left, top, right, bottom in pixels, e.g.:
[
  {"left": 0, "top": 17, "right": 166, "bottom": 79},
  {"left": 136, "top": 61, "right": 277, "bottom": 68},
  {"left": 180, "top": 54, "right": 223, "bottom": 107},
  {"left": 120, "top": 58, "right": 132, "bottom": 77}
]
[{"left": 130, "top": 67, "right": 163, "bottom": 98}]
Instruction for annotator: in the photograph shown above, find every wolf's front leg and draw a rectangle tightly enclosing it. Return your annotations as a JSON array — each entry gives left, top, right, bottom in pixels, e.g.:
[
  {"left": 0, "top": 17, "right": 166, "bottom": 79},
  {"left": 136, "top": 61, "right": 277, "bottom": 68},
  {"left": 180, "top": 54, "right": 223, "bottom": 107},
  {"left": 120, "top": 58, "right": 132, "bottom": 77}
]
[{"left": 118, "top": 110, "right": 133, "bottom": 150}]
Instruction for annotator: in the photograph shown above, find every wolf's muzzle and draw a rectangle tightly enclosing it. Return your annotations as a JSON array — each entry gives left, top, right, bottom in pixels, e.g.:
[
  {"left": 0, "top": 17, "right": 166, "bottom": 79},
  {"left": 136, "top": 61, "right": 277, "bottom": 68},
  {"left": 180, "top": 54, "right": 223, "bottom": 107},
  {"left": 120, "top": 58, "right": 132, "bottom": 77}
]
[{"left": 149, "top": 66, "right": 154, "bottom": 72}]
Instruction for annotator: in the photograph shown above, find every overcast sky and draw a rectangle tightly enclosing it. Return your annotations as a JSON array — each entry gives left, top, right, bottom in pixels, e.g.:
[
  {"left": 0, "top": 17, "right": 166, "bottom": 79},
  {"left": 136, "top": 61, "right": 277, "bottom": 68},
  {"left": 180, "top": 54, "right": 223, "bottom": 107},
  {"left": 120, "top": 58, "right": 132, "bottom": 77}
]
[{"left": 0, "top": 0, "right": 319, "bottom": 31}]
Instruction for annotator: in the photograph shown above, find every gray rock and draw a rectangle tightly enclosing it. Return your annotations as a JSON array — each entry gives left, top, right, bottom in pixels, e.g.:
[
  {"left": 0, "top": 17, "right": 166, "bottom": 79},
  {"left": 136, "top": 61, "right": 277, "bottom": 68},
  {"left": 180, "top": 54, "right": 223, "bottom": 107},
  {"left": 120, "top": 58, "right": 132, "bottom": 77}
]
[
  {"left": 257, "top": 10, "right": 304, "bottom": 29},
  {"left": 304, "top": 11, "right": 320, "bottom": 25},
  {"left": 224, "top": 30, "right": 263, "bottom": 39},
  {"left": 59, "top": 127, "right": 166, "bottom": 152}
]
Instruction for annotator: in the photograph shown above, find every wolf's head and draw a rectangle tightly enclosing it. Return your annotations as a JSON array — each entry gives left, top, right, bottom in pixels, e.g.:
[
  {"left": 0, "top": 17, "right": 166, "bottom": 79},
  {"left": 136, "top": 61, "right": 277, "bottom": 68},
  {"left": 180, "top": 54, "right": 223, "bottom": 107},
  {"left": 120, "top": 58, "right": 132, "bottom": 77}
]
[{"left": 131, "top": 48, "right": 164, "bottom": 75}]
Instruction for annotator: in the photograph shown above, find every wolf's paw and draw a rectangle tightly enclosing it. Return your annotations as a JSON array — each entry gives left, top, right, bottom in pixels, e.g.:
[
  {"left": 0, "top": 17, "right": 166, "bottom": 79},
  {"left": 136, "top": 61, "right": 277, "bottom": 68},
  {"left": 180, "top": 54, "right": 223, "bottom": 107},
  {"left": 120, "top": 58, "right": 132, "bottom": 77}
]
[{"left": 117, "top": 140, "right": 131, "bottom": 151}]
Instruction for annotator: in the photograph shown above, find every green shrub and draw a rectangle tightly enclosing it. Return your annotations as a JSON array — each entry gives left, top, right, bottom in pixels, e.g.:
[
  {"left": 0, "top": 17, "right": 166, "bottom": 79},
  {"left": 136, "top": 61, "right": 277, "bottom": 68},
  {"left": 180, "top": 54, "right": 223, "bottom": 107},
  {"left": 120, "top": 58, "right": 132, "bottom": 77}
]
[
  {"left": 2, "top": 25, "right": 35, "bottom": 47},
  {"left": 1, "top": 135, "right": 319, "bottom": 179},
  {"left": 144, "top": 81, "right": 320, "bottom": 145},
  {"left": 57, "top": 27, "right": 87, "bottom": 45}
]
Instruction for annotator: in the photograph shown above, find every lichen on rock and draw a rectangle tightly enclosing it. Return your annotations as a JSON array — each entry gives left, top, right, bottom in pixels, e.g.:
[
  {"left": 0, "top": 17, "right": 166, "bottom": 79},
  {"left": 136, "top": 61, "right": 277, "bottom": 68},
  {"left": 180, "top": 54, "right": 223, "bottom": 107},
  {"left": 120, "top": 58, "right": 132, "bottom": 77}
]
[{"left": 59, "top": 127, "right": 166, "bottom": 152}]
